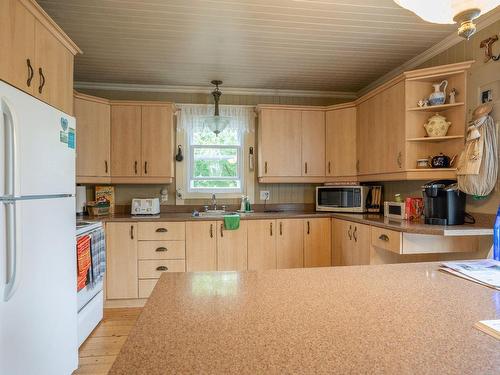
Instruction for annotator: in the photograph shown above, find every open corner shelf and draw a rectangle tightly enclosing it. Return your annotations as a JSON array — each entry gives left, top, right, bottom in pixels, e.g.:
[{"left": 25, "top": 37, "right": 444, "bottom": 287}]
[
  {"left": 406, "top": 135, "right": 464, "bottom": 143},
  {"left": 407, "top": 102, "right": 464, "bottom": 112},
  {"left": 406, "top": 168, "right": 457, "bottom": 172}
]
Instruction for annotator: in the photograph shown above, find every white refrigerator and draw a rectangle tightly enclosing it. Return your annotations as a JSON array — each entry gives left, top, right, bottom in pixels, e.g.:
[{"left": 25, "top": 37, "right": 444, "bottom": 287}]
[{"left": 0, "top": 81, "right": 78, "bottom": 374}]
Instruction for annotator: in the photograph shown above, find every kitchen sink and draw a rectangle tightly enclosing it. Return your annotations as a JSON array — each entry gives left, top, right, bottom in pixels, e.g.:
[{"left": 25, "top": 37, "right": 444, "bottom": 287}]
[{"left": 196, "top": 210, "right": 239, "bottom": 218}]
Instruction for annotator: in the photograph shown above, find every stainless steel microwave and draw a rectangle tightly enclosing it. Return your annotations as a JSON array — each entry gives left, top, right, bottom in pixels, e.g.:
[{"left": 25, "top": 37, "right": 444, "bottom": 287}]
[{"left": 316, "top": 185, "right": 372, "bottom": 212}]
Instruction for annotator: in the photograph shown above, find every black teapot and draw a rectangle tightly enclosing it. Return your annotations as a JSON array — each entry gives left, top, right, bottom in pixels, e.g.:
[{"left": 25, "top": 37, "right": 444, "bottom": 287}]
[{"left": 429, "top": 153, "right": 456, "bottom": 168}]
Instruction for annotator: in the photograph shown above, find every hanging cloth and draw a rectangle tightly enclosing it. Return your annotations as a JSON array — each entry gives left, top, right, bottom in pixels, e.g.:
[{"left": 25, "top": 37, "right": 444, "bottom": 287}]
[{"left": 457, "top": 109, "right": 498, "bottom": 197}]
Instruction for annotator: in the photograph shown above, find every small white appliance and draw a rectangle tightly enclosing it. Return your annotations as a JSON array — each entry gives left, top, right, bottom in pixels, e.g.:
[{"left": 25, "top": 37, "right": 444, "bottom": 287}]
[
  {"left": 131, "top": 198, "right": 161, "bottom": 215},
  {"left": 76, "top": 185, "right": 87, "bottom": 215},
  {"left": 76, "top": 220, "right": 105, "bottom": 346},
  {"left": 384, "top": 201, "right": 406, "bottom": 220},
  {"left": 316, "top": 185, "right": 380, "bottom": 213},
  {"left": 0, "top": 81, "right": 78, "bottom": 374}
]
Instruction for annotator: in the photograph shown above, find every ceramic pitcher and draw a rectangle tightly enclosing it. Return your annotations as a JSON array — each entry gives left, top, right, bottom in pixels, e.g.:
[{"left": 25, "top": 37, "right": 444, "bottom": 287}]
[{"left": 429, "top": 80, "right": 448, "bottom": 106}]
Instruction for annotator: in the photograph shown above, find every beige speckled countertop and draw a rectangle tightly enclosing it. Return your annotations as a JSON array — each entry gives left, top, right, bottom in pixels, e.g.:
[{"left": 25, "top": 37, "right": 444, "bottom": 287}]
[
  {"left": 87, "top": 211, "right": 493, "bottom": 236},
  {"left": 109, "top": 263, "right": 500, "bottom": 374}
]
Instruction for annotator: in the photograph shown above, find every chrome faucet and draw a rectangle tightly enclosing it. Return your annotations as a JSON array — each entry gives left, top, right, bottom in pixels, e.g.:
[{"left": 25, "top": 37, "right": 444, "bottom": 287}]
[{"left": 211, "top": 193, "right": 217, "bottom": 211}]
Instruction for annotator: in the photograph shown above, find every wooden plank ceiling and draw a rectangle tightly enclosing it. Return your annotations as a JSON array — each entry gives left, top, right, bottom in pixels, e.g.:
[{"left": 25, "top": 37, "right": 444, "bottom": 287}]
[{"left": 37, "top": 0, "right": 456, "bottom": 93}]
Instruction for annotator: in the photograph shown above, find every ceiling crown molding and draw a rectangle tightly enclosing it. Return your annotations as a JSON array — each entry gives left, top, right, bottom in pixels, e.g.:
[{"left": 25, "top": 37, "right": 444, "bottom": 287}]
[
  {"left": 358, "top": 6, "right": 500, "bottom": 97},
  {"left": 74, "top": 81, "right": 357, "bottom": 99}
]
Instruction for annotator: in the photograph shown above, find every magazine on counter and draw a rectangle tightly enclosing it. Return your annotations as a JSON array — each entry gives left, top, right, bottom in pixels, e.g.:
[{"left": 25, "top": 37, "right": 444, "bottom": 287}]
[{"left": 439, "top": 259, "right": 500, "bottom": 290}]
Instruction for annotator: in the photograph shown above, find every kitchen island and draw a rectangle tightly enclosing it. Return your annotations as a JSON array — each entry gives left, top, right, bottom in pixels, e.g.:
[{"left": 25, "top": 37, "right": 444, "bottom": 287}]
[{"left": 109, "top": 263, "right": 500, "bottom": 374}]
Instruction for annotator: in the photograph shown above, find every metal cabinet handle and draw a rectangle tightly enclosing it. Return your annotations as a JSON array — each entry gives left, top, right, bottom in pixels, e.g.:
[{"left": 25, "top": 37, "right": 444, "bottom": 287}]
[
  {"left": 130, "top": 225, "right": 134, "bottom": 239},
  {"left": 379, "top": 234, "right": 389, "bottom": 242},
  {"left": 156, "top": 266, "right": 168, "bottom": 271},
  {"left": 104, "top": 160, "right": 108, "bottom": 174},
  {"left": 264, "top": 161, "right": 268, "bottom": 174},
  {"left": 305, "top": 162, "right": 308, "bottom": 174},
  {"left": 144, "top": 161, "right": 148, "bottom": 174},
  {"left": 220, "top": 223, "right": 224, "bottom": 237},
  {"left": 270, "top": 222, "right": 273, "bottom": 236},
  {"left": 38, "top": 67, "right": 45, "bottom": 94},
  {"left": 353, "top": 226, "right": 357, "bottom": 242},
  {"left": 26, "top": 59, "right": 34, "bottom": 87},
  {"left": 328, "top": 161, "right": 331, "bottom": 175},
  {"left": 307, "top": 221, "right": 310, "bottom": 235},
  {"left": 356, "top": 159, "right": 360, "bottom": 173},
  {"left": 210, "top": 224, "right": 213, "bottom": 238},
  {"left": 279, "top": 221, "right": 283, "bottom": 236},
  {"left": 397, "top": 152, "right": 402, "bottom": 168},
  {"left": 155, "top": 228, "right": 168, "bottom": 233},
  {"left": 348, "top": 225, "right": 352, "bottom": 240},
  {"left": 134, "top": 161, "right": 138, "bottom": 175},
  {"left": 155, "top": 247, "right": 168, "bottom": 252}
]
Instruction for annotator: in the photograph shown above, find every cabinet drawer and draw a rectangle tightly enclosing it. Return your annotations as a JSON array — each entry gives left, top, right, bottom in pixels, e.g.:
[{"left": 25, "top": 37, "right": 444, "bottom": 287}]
[
  {"left": 138, "top": 241, "right": 185, "bottom": 260},
  {"left": 138, "top": 222, "right": 185, "bottom": 240},
  {"left": 138, "top": 279, "right": 159, "bottom": 298},
  {"left": 371, "top": 226, "right": 402, "bottom": 254},
  {"left": 138, "top": 259, "right": 185, "bottom": 278}
]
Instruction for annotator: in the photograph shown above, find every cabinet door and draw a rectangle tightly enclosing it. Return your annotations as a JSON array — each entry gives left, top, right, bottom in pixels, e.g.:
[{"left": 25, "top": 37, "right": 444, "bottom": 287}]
[
  {"left": 331, "top": 219, "right": 344, "bottom": 266},
  {"left": 301, "top": 111, "right": 325, "bottom": 176},
  {"left": 34, "top": 21, "right": 74, "bottom": 114},
  {"left": 186, "top": 221, "right": 217, "bottom": 271},
  {"left": 248, "top": 220, "right": 276, "bottom": 270},
  {"left": 351, "top": 223, "right": 370, "bottom": 265},
  {"left": 259, "top": 109, "right": 302, "bottom": 177},
  {"left": 333, "top": 220, "right": 370, "bottom": 266},
  {"left": 304, "top": 218, "right": 331, "bottom": 267},
  {"left": 276, "top": 219, "right": 304, "bottom": 269},
  {"left": 0, "top": 0, "right": 35, "bottom": 95},
  {"left": 106, "top": 223, "right": 138, "bottom": 299},
  {"left": 141, "top": 106, "right": 174, "bottom": 177},
  {"left": 326, "top": 107, "right": 357, "bottom": 177},
  {"left": 75, "top": 96, "right": 110, "bottom": 178},
  {"left": 111, "top": 105, "right": 142, "bottom": 177},
  {"left": 217, "top": 221, "right": 248, "bottom": 271},
  {"left": 380, "top": 81, "right": 405, "bottom": 173}
]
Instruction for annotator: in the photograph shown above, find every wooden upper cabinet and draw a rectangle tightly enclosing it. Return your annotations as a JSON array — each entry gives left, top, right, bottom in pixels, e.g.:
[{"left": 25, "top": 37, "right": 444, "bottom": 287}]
[
  {"left": 217, "top": 221, "right": 248, "bottom": 271},
  {"left": 111, "top": 105, "right": 142, "bottom": 177},
  {"left": 141, "top": 106, "right": 174, "bottom": 178},
  {"left": 380, "top": 81, "right": 405, "bottom": 173},
  {"left": 74, "top": 93, "right": 110, "bottom": 180},
  {"left": 326, "top": 106, "right": 357, "bottom": 178},
  {"left": 304, "top": 218, "right": 331, "bottom": 267},
  {"left": 186, "top": 221, "right": 217, "bottom": 272},
  {"left": 276, "top": 219, "right": 304, "bottom": 269},
  {"left": 301, "top": 111, "right": 325, "bottom": 176},
  {"left": 0, "top": 0, "right": 35, "bottom": 95},
  {"left": 248, "top": 220, "right": 277, "bottom": 271},
  {"left": 259, "top": 109, "right": 302, "bottom": 177}
]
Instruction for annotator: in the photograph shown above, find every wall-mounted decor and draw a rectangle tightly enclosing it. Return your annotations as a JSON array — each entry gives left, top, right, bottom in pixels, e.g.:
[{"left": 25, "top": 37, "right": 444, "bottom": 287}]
[{"left": 480, "top": 35, "right": 500, "bottom": 62}]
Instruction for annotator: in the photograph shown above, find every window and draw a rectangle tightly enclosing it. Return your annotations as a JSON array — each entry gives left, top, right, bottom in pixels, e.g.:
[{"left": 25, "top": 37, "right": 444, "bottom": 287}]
[{"left": 188, "top": 126, "right": 243, "bottom": 193}]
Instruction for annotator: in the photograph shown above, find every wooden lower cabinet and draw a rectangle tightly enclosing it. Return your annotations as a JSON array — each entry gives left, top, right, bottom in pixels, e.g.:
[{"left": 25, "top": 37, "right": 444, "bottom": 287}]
[
  {"left": 217, "top": 221, "right": 248, "bottom": 271},
  {"left": 304, "top": 218, "right": 332, "bottom": 267},
  {"left": 105, "top": 223, "right": 138, "bottom": 299},
  {"left": 276, "top": 219, "right": 304, "bottom": 269},
  {"left": 332, "top": 219, "right": 370, "bottom": 266},
  {"left": 186, "top": 221, "right": 217, "bottom": 271},
  {"left": 248, "top": 220, "right": 277, "bottom": 270}
]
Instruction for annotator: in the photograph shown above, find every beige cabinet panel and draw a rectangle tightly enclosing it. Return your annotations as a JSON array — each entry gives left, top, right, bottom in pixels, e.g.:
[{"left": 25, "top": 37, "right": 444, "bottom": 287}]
[
  {"left": 304, "top": 218, "right": 331, "bottom": 267},
  {"left": 138, "top": 259, "right": 186, "bottom": 278},
  {"left": 380, "top": 81, "right": 405, "bottom": 173},
  {"left": 326, "top": 107, "right": 357, "bottom": 177},
  {"left": 332, "top": 219, "right": 370, "bottom": 266},
  {"left": 138, "top": 222, "right": 185, "bottom": 241},
  {"left": 276, "top": 219, "right": 304, "bottom": 269},
  {"left": 34, "top": 20, "right": 74, "bottom": 114},
  {"left": 74, "top": 95, "right": 110, "bottom": 178},
  {"left": 111, "top": 105, "right": 142, "bottom": 177},
  {"left": 259, "top": 109, "right": 302, "bottom": 177},
  {"left": 186, "top": 221, "right": 217, "bottom": 271},
  {"left": 217, "top": 221, "right": 248, "bottom": 271},
  {"left": 301, "top": 111, "right": 325, "bottom": 176},
  {"left": 0, "top": 0, "right": 35, "bottom": 95},
  {"left": 137, "top": 241, "right": 185, "bottom": 260},
  {"left": 106, "top": 223, "right": 138, "bottom": 299},
  {"left": 248, "top": 220, "right": 277, "bottom": 270},
  {"left": 141, "top": 106, "right": 174, "bottom": 177}
]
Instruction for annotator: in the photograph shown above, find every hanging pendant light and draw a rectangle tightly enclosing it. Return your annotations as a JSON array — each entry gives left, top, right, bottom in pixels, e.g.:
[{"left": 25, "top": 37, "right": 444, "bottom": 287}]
[
  {"left": 201, "top": 80, "right": 231, "bottom": 136},
  {"left": 393, "top": 0, "right": 500, "bottom": 39}
]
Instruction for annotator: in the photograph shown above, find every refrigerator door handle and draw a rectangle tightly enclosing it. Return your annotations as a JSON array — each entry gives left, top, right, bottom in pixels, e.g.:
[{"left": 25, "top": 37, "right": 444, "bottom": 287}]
[
  {"left": 4, "top": 201, "right": 22, "bottom": 301},
  {"left": 1, "top": 97, "right": 19, "bottom": 197}
]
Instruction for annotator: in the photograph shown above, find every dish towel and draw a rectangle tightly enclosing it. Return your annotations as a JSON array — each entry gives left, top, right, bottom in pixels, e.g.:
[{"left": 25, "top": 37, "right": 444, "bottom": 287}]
[
  {"left": 89, "top": 228, "right": 106, "bottom": 287},
  {"left": 224, "top": 214, "right": 240, "bottom": 230},
  {"left": 77, "top": 235, "right": 91, "bottom": 291}
]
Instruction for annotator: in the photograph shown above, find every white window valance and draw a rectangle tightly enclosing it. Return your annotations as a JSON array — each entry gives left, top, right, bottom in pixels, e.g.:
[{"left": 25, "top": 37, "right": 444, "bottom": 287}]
[{"left": 177, "top": 104, "right": 255, "bottom": 133}]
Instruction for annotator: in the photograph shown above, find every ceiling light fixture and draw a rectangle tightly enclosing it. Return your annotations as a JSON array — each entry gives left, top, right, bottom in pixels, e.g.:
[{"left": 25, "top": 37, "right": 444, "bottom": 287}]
[
  {"left": 202, "top": 80, "right": 231, "bottom": 136},
  {"left": 393, "top": 0, "right": 500, "bottom": 39}
]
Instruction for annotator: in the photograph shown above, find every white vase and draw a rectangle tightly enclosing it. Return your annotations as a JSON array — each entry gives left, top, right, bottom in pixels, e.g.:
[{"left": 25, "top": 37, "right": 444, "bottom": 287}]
[{"left": 429, "top": 80, "right": 448, "bottom": 106}]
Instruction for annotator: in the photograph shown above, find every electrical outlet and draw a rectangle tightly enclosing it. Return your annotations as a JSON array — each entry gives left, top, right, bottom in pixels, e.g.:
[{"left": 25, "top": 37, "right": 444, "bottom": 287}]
[{"left": 260, "top": 191, "right": 270, "bottom": 201}]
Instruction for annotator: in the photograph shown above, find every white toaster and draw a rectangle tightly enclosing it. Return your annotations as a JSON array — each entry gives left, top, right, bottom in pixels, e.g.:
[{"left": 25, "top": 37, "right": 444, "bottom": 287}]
[{"left": 131, "top": 198, "right": 160, "bottom": 215}]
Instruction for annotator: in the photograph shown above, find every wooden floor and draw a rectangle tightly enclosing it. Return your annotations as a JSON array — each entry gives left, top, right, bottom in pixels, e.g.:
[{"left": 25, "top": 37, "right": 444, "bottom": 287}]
[{"left": 74, "top": 308, "right": 142, "bottom": 375}]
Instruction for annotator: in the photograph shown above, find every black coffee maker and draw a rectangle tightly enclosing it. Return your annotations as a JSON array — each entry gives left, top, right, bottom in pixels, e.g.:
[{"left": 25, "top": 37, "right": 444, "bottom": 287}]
[{"left": 422, "top": 180, "right": 466, "bottom": 225}]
